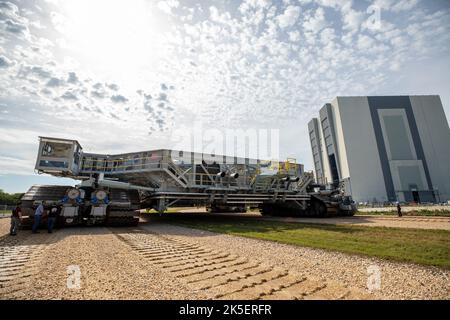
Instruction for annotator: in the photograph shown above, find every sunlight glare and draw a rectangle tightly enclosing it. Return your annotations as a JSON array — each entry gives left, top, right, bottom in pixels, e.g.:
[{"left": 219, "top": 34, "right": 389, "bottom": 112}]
[{"left": 62, "top": 0, "right": 167, "bottom": 81}]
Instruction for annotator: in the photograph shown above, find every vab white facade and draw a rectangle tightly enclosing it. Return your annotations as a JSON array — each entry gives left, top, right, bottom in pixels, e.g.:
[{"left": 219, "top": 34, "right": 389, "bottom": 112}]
[{"left": 308, "top": 96, "right": 450, "bottom": 203}]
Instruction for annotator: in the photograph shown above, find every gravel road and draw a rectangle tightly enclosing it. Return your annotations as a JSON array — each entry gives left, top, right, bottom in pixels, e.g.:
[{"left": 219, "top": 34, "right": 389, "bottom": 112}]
[{"left": 0, "top": 219, "right": 448, "bottom": 300}]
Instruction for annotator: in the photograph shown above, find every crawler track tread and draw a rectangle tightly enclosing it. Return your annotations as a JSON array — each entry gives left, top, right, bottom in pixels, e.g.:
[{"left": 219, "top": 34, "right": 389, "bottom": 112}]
[
  {"left": 0, "top": 233, "right": 55, "bottom": 298},
  {"left": 112, "top": 228, "right": 368, "bottom": 300}
]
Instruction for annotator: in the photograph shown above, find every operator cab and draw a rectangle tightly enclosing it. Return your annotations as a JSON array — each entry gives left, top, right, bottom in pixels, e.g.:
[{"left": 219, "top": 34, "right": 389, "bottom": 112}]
[{"left": 35, "top": 137, "right": 82, "bottom": 177}]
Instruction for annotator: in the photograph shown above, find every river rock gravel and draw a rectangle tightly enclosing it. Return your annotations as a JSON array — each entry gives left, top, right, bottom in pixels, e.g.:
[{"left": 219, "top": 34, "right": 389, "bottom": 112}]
[
  {"left": 141, "top": 223, "right": 450, "bottom": 300},
  {"left": 0, "top": 219, "right": 448, "bottom": 300},
  {"left": 0, "top": 223, "right": 205, "bottom": 300}
]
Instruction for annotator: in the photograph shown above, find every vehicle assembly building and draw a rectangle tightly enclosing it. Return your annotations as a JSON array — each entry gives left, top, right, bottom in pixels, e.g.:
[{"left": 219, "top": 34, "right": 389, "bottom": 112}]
[{"left": 308, "top": 95, "right": 450, "bottom": 204}]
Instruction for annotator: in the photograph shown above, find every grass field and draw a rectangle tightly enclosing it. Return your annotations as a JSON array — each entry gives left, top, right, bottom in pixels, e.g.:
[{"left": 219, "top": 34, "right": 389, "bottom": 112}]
[{"left": 149, "top": 214, "right": 450, "bottom": 269}]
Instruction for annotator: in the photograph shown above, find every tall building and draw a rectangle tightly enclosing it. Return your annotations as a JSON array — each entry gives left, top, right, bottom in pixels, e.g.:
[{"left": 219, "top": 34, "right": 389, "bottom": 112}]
[{"left": 308, "top": 96, "right": 450, "bottom": 203}]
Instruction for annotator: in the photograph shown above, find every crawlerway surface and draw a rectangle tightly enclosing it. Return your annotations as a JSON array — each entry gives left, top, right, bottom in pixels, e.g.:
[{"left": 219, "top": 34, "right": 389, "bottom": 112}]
[{"left": 0, "top": 219, "right": 448, "bottom": 300}]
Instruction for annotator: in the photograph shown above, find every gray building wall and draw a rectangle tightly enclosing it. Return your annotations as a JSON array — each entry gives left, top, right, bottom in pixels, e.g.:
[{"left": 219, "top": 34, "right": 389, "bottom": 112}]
[
  {"left": 309, "top": 95, "right": 450, "bottom": 203},
  {"left": 319, "top": 104, "right": 341, "bottom": 185},
  {"left": 410, "top": 95, "right": 450, "bottom": 203},
  {"left": 367, "top": 96, "right": 434, "bottom": 203},
  {"left": 308, "top": 118, "right": 326, "bottom": 184},
  {"left": 334, "top": 97, "right": 388, "bottom": 202}
]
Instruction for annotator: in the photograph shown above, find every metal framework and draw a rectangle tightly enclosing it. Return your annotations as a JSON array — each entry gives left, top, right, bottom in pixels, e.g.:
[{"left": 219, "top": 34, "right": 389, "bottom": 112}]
[
  {"left": 34, "top": 137, "right": 312, "bottom": 212},
  {"left": 18, "top": 136, "right": 355, "bottom": 229}
]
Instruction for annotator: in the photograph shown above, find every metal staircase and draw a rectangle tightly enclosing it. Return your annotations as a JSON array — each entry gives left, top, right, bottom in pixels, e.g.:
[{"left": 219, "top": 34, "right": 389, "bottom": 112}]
[
  {"left": 165, "top": 161, "right": 188, "bottom": 188},
  {"left": 251, "top": 175, "right": 276, "bottom": 192},
  {"left": 292, "top": 172, "right": 315, "bottom": 193}
]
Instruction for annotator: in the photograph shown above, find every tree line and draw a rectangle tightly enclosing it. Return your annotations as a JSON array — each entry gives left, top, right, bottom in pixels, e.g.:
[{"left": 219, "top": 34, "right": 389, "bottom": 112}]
[{"left": 0, "top": 189, "right": 24, "bottom": 205}]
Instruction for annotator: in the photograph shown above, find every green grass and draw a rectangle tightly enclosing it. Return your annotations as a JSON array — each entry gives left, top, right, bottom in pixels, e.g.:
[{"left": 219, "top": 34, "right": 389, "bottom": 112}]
[
  {"left": 357, "top": 210, "right": 450, "bottom": 217},
  {"left": 144, "top": 207, "right": 188, "bottom": 214},
  {"left": 150, "top": 215, "right": 450, "bottom": 269}
]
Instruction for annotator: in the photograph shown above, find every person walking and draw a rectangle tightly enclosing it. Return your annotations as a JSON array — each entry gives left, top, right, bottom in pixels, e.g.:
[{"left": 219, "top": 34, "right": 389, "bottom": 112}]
[
  {"left": 47, "top": 204, "right": 61, "bottom": 233},
  {"left": 10, "top": 202, "right": 22, "bottom": 236},
  {"left": 32, "top": 201, "right": 45, "bottom": 234},
  {"left": 397, "top": 202, "right": 402, "bottom": 217}
]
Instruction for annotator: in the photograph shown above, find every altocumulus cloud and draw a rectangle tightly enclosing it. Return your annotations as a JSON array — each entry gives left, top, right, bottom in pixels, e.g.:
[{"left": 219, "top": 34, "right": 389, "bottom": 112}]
[
  {"left": 0, "top": 0, "right": 449, "bottom": 179},
  {"left": 0, "top": 55, "right": 13, "bottom": 68},
  {"left": 111, "top": 94, "right": 128, "bottom": 103}
]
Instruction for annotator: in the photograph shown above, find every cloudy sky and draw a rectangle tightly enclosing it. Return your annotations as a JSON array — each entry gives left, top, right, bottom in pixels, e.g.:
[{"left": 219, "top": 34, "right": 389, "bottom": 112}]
[{"left": 1, "top": 0, "right": 450, "bottom": 193}]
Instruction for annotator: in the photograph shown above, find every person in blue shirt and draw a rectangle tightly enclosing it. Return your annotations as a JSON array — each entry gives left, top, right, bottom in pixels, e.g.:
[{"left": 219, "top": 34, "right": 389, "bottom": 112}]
[{"left": 32, "top": 201, "right": 45, "bottom": 234}]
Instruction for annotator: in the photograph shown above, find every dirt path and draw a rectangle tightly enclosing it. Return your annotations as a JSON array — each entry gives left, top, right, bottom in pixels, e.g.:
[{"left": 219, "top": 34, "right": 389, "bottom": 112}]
[
  {"left": 358, "top": 205, "right": 450, "bottom": 213},
  {"left": 264, "top": 215, "right": 450, "bottom": 230},
  {"left": 178, "top": 209, "right": 450, "bottom": 230}
]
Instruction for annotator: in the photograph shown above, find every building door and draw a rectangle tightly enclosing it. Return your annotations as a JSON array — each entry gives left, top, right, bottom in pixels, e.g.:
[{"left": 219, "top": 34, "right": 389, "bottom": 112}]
[
  {"left": 409, "top": 184, "right": 420, "bottom": 203},
  {"left": 328, "top": 154, "right": 339, "bottom": 186},
  {"left": 412, "top": 191, "right": 420, "bottom": 204}
]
